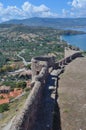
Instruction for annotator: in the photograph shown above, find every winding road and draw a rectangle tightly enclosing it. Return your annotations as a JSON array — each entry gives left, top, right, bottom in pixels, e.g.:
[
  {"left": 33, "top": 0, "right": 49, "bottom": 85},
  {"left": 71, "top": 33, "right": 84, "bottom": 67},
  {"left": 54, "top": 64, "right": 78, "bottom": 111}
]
[
  {"left": 17, "top": 50, "right": 31, "bottom": 66},
  {"left": 9, "top": 50, "right": 31, "bottom": 75}
]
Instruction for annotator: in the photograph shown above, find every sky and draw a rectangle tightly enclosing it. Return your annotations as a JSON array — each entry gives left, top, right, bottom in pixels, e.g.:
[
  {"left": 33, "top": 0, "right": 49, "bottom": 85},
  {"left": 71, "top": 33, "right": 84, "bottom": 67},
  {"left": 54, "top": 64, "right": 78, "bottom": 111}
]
[{"left": 0, "top": 0, "right": 86, "bottom": 22}]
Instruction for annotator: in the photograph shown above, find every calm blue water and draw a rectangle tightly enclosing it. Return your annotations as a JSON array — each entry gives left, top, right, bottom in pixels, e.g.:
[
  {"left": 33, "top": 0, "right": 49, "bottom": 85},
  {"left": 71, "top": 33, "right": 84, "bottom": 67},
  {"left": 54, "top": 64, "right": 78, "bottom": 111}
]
[{"left": 62, "top": 27, "right": 86, "bottom": 51}]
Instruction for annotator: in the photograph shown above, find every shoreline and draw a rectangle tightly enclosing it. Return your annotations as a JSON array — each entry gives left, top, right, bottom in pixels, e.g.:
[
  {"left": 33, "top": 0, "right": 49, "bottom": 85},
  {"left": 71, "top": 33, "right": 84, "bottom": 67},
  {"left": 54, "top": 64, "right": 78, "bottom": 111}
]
[{"left": 62, "top": 34, "right": 86, "bottom": 51}]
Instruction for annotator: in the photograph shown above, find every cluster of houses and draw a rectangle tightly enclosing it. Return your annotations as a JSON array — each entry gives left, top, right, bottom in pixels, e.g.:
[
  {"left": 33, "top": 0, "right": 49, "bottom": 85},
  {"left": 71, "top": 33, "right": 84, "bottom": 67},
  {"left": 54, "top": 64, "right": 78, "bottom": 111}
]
[
  {"left": 0, "top": 69, "right": 32, "bottom": 105},
  {"left": 0, "top": 85, "right": 23, "bottom": 105}
]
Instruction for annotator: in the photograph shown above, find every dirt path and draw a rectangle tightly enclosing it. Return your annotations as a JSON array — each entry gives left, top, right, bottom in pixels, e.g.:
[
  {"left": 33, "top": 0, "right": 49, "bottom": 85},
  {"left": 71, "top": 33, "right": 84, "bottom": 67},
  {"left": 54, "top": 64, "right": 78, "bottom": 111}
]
[{"left": 59, "top": 57, "right": 86, "bottom": 130}]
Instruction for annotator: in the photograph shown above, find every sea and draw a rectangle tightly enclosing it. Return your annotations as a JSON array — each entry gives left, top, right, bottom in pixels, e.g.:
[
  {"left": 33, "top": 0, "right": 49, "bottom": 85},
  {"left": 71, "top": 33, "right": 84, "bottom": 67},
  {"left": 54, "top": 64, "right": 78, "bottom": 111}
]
[{"left": 62, "top": 27, "right": 86, "bottom": 51}]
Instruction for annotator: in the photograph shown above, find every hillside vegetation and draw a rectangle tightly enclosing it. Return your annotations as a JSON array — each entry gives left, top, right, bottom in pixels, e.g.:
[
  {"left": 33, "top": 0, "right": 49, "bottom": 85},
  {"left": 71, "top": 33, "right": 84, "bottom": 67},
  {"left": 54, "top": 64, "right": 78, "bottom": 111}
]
[
  {"left": 0, "top": 24, "right": 83, "bottom": 70},
  {"left": 0, "top": 24, "right": 83, "bottom": 83},
  {"left": 0, "top": 24, "right": 65, "bottom": 65},
  {"left": 0, "top": 24, "right": 67, "bottom": 88}
]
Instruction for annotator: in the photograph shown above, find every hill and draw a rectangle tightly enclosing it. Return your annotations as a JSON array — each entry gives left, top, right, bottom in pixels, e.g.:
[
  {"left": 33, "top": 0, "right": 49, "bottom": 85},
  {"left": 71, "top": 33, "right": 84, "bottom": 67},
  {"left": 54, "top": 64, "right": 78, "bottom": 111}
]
[
  {"left": 0, "top": 24, "right": 66, "bottom": 82},
  {"left": 2, "top": 17, "right": 86, "bottom": 29},
  {"left": 0, "top": 24, "right": 84, "bottom": 69}
]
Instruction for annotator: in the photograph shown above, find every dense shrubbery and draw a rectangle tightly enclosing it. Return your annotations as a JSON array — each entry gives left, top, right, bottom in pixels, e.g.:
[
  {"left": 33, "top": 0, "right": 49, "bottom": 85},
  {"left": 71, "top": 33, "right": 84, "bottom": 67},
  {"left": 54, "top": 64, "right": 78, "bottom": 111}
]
[
  {"left": 20, "top": 42, "right": 64, "bottom": 61},
  {"left": 0, "top": 54, "right": 7, "bottom": 68},
  {"left": 2, "top": 81, "right": 16, "bottom": 88},
  {"left": 16, "top": 81, "right": 26, "bottom": 89},
  {"left": 0, "top": 64, "right": 15, "bottom": 73},
  {"left": 24, "top": 87, "right": 31, "bottom": 92},
  {"left": 2, "top": 81, "right": 27, "bottom": 89},
  {"left": 82, "top": 51, "right": 86, "bottom": 56},
  {"left": 26, "top": 64, "right": 31, "bottom": 69},
  {"left": 0, "top": 25, "right": 64, "bottom": 64},
  {"left": 0, "top": 103, "right": 9, "bottom": 113}
]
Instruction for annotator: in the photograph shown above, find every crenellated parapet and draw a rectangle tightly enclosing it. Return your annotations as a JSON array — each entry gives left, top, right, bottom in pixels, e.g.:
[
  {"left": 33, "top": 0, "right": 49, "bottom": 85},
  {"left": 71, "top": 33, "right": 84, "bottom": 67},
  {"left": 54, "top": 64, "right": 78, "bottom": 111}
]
[{"left": 55, "top": 51, "right": 82, "bottom": 67}]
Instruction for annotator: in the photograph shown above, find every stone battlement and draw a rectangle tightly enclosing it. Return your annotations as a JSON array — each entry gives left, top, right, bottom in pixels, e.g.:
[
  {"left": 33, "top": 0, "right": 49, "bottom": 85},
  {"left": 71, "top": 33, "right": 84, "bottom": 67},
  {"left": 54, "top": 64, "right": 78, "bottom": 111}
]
[{"left": 8, "top": 51, "right": 82, "bottom": 130}]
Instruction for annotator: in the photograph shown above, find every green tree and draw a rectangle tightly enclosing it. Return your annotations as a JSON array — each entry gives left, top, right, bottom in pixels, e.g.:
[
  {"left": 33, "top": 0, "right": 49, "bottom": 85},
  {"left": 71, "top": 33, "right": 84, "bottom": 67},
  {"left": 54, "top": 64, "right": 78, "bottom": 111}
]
[
  {"left": 0, "top": 103, "right": 9, "bottom": 113},
  {"left": 16, "top": 81, "right": 26, "bottom": 89},
  {"left": 26, "top": 64, "right": 31, "bottom": 69}
]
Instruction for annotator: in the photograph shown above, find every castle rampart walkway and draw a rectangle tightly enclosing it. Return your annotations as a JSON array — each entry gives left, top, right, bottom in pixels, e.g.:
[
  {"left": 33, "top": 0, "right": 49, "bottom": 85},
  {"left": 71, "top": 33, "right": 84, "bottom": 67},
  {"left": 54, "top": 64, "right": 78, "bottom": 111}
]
[{"left": 59, "top": 56, "right": 86, "bottom": 130}]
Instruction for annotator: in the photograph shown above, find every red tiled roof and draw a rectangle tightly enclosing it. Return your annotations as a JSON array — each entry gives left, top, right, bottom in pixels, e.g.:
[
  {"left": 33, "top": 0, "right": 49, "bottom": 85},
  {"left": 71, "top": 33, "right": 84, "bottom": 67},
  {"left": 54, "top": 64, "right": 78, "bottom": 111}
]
[
  {"left": 0, "top": 98, "right": 9, "bottom": 105},
  {"left": 0, "top": 89, "right": 23, "bottom": 104}
]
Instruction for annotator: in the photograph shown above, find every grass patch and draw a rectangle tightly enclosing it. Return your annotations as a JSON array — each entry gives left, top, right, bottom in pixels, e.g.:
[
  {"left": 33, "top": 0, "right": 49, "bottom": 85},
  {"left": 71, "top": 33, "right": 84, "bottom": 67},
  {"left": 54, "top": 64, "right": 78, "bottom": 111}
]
[
  {"left": 82, "top": 51, "right": 86, "bottom": 56},
  {"left": 63, "top": 109, "right": 69, "bottom": 113}
]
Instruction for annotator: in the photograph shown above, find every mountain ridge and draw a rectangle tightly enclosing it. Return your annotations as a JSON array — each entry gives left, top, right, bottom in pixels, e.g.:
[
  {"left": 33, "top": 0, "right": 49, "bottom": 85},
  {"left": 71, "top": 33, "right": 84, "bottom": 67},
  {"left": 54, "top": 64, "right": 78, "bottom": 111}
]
[{"left": 2, "top": 17, "right": 86, "bottom": 29}]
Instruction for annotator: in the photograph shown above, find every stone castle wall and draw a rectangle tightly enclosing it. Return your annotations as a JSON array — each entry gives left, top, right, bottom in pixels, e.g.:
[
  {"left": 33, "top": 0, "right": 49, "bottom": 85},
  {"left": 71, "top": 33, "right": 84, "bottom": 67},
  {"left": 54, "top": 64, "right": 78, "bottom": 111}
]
[
  {"left": 9, "top": 56, "right": 54, "bottom": 130},
  {"left": 8, "top": 52, "right": 81, "bottom": 130},
  {"left": 31, "top": 56, "right": 55, "bottom": 79},
  {"left": 55, "top": 52, "right": 82, "bottom": 67}
]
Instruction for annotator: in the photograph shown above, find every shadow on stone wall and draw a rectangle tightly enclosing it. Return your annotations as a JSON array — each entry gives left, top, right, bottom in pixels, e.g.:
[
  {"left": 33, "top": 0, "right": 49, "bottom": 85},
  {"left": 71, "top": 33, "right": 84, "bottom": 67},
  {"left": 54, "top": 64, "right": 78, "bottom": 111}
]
[
  {"left": 31, "top": 73, "right": 57, "bottom": 130},
  {"left": 52, "top": 76, "right": 62, "bottom": 130}
]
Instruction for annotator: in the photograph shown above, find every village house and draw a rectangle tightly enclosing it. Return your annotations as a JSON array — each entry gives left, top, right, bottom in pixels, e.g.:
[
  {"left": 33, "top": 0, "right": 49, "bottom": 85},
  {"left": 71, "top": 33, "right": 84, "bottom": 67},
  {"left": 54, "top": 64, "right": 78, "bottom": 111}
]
[
  {"left": 0, "top": 87, "right": 23, "bottom": 105},
  {"left": 0, "top": 86, "right": 10, "bottom": 94}
]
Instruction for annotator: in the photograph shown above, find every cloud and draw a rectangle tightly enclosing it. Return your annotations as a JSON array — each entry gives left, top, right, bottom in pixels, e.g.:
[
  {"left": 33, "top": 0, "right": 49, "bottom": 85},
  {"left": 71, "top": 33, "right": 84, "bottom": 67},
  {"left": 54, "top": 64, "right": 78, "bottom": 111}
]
[
  {"left": 72, "top": 0, "right": 86, "bottom": 8},
  {"left": 21, "top": 2, "right": 59, "bottom": 18},
  {"left": 0, "top": 1, "right": 58, "bottom": 22},
  {"left": 22, "top": 2, "right": 50, "bottom": 13},
  {"left": 0, "top": 3, "right": 25, "bottom": 22},
  {"left": 62, "top": 9, "right": 69, "bottom": 17},
  {"left": 0, "top": 1, "right": 86, "bottom": 22},
  {"left": 67, "top": 0, "right": 86, "bottom": 17},
  {"left": 22, "top": 1, "right": 32, "bottom": 12}
]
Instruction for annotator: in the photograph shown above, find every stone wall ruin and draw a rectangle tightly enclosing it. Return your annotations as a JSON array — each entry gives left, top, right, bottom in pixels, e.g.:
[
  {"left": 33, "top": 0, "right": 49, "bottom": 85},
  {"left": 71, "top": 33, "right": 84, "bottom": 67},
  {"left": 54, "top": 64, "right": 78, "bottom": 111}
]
[{"left": 8, "top": 52, "right": 82, "bottom": 130}]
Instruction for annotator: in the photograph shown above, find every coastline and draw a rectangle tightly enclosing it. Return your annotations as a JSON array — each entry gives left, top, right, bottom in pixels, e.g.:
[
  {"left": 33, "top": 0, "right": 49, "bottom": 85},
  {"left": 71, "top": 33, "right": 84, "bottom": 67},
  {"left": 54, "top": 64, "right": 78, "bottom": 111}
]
[{"left": 61, "top": 30, "right": 86, "bottom": 51}]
